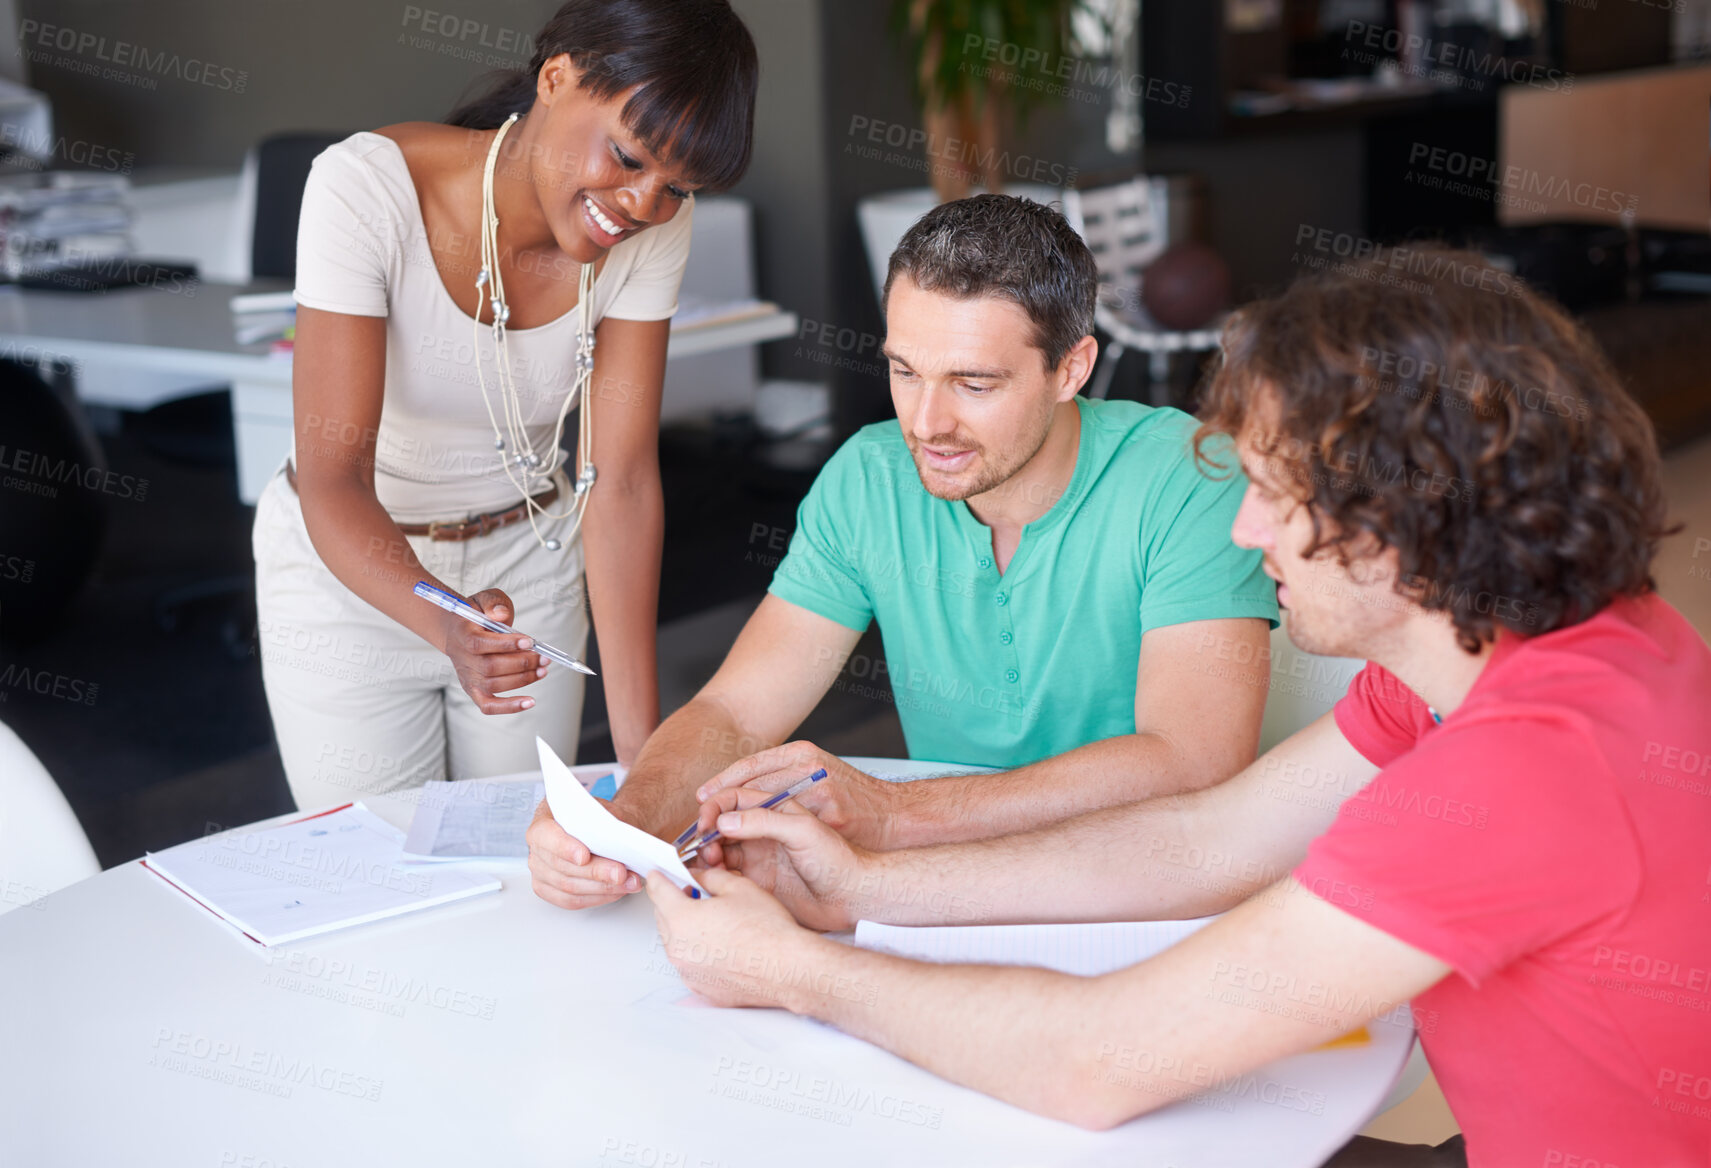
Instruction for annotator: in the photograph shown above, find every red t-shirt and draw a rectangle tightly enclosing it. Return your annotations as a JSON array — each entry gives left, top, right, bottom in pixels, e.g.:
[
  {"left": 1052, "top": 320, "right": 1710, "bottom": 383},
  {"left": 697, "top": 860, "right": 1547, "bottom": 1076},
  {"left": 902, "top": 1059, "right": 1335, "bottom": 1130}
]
[{"left": 1295, "top": 592, "right": 1711, "bottom": 1168}]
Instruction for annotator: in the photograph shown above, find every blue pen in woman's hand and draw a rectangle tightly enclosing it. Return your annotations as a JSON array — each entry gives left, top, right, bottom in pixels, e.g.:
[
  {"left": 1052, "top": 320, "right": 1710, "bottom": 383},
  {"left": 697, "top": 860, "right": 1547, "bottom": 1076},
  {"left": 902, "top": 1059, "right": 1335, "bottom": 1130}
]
[
  {"left": 413, "top": 580, "right": 596, "bottom": 675},
  {"left": 677, "top": 768, "right": 827, "bottom": 862}
]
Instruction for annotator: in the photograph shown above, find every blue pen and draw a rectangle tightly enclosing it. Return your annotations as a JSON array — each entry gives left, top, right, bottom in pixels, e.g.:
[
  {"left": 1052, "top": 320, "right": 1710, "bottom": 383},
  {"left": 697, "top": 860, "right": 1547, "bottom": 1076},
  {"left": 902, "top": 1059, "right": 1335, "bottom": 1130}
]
[
  {"left": 677, "top": 768, "right": 827, "bottom": 862},
  {"left": 669, "top": 765, "right": 820, "bottom": 847},
  {"left": 413, "top": 581, "right": 596, "bottom": 675}
]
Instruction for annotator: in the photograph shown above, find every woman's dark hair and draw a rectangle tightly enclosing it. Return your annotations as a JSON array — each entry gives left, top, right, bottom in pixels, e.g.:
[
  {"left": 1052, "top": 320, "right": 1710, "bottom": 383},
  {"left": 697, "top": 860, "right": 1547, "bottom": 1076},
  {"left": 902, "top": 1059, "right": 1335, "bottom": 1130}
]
[
  {"left": 1193, "top": 245, "right": 1677, "bottom": 653},
  {"left": 446, "top": 0, "right": 758, "bottom": 192},
  {"left": 883, "top": 194, "right": 1097, "bottom": 370}
]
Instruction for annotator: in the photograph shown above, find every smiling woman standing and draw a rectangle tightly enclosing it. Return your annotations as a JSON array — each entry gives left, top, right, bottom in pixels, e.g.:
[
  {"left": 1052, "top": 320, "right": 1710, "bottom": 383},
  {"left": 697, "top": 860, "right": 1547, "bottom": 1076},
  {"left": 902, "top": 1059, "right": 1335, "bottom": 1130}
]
[{"left": 253, "top": 0, "right": 758, "bottom": 809}]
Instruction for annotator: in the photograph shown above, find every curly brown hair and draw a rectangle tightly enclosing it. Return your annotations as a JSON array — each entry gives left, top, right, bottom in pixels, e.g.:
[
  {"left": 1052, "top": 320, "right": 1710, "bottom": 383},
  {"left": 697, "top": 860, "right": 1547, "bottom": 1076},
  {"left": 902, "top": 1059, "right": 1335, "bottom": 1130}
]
[{"left": 1193, "top": 246, "right": 1676, "bottom": 653}]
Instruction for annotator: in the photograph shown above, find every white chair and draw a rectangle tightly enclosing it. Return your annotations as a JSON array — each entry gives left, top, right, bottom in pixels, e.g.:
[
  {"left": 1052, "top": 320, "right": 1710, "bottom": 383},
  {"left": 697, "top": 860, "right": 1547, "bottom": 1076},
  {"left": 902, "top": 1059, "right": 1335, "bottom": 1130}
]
[
  {"left": 855, "top": 182, "right": 1065, "bottom": 306},
  {"left": 1248, "top": 631, "right": 1433, "bottom": 1119},
  {"left": 0, "top": 719, "right": 99, "bottom": 916},
  {"left": 1062, "top": 177, "right": 1226, "bottom": 406},
  {"left": 1256, "top": 623, "right": 1365, "bottom": 755}
]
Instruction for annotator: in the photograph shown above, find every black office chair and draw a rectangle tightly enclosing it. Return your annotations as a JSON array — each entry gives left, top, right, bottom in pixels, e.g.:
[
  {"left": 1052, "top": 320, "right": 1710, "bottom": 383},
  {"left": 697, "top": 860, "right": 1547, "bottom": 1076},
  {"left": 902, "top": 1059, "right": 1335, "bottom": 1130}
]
[
  {"left": 0, "top": 358, "right": 108, "bottom": 645},
  {"left": 248, "top": 132, "right": 353, "bottom": 279},
  {"left": 146, "top": 132, "right": 349, "bottom": 657}
]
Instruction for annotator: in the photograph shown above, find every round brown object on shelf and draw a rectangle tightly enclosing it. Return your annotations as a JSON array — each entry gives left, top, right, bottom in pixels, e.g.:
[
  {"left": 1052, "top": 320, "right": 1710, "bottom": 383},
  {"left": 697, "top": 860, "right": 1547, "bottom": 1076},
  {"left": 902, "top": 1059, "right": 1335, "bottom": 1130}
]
[{"left": 1142, "top": 243, "right": 1232, "bottom": 331}]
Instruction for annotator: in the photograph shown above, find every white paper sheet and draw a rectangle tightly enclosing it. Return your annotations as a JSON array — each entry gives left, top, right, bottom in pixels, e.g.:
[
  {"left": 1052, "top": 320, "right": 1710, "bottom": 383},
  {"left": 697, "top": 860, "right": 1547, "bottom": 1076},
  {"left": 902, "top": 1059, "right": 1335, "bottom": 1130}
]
[
  {"left": 402, "top": 764, "right": 627, "bottom": 861},
  {"left": 868, "top": 768, "right": 995, "bottom": 783},
  {"left": 536, "top": 737, "right": 705, "bottom": 895},
  {"left": 402, "top": 774, "right": 544, "bottom": 861},
  {"left": 143, "top": 803, "right": 501, "bottom": 947},
  {"left": 853, "top": 917, "right": 1219, "bottom": 976}
]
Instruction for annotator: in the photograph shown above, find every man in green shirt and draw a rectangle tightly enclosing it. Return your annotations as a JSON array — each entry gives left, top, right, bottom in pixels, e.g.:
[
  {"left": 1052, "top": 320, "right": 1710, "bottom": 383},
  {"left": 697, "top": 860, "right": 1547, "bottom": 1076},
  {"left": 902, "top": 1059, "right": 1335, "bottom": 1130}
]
[{"left": 528, "top": 195, "right": 1278, "bottom": 910}]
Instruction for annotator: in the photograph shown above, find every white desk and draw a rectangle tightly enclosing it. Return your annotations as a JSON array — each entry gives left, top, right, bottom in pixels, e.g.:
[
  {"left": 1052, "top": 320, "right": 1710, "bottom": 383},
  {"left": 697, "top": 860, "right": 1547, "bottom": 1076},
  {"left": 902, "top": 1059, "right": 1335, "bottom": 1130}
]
[
  {"left": 0, "top": 758, "right": 1413, "bottom": 1167},
  {"left": 0, "top": 281, "right": 799, "bottom": 504}
]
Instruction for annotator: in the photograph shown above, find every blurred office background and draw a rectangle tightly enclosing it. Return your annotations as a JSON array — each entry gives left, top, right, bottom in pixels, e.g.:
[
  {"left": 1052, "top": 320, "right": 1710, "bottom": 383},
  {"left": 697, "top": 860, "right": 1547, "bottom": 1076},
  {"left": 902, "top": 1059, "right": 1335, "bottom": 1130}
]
[
  {"left": 0, "top": 5, "right": 1709, "bottom": 1137},
  {"left": 1, "top": 0, "right": 1707, "bottom": 840},
  {"left": 3, "top": 0, "right": 1709, "bottom": 855}
]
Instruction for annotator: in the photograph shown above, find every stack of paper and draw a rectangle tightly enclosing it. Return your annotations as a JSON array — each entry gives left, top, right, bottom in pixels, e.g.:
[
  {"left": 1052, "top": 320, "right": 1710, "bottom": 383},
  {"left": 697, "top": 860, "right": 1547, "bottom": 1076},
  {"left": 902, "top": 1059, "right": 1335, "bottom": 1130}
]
[
  {"left": 0, "top": 170, "right": 132, "bottom": 280},
  {"left": 142, "top": 803, "right": 500, "bottom": 948},
  {"left": 230, "top": 289, "right": 297, "bottom": 345}
]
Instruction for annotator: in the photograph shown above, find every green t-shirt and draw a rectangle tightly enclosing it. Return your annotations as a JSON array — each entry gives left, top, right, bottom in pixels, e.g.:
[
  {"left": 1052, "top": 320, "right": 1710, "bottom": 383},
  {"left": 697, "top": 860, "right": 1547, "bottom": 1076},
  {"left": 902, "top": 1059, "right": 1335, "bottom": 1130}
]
[{"left": 768, "top": 396, "right": 1278, "bottom": 768}]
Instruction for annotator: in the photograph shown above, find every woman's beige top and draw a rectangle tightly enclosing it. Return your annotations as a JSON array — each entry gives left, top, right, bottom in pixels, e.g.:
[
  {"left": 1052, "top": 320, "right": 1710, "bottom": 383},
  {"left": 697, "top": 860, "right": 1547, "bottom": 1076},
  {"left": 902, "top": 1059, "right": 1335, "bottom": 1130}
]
[{"left": 291, "top": 130, "right": 692, "bottom": 521}]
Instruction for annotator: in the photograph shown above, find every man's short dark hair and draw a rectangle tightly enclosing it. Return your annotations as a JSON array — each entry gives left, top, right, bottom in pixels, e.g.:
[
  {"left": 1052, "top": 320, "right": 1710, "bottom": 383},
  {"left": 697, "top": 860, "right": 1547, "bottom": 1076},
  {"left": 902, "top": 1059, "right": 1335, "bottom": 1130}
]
[
  {"left": 1194, "top": 245, "right": 1676, "bottom": 653},
  {"left": 882, "top": 194, "right": 1097, "bottom": 370}
]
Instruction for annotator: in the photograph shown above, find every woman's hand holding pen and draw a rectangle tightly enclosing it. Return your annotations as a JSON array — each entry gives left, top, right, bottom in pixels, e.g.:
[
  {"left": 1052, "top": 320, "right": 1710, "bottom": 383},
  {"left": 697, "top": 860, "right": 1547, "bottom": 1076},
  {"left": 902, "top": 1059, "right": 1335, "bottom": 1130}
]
[
  {"left": 437, "top": 587, "right": 549, "bottom": 715},
  {"left": 690, "top": 742, "right": 907, "bottom": 860}
]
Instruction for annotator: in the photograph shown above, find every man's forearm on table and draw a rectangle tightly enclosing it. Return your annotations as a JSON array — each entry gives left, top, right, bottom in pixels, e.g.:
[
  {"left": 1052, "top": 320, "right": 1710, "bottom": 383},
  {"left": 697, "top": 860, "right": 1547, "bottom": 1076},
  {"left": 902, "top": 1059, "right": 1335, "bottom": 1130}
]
[
  {"left": 762, "top": 877, "right": 1419, "bottom": 1132},
  {"left": 884, "top": 731, "right": 1221, "bottom": 849},
  {"left": 845, "top": 783, "right": 1292, "bottom": 927},
  {"left": 612, "top": 696, "right": 778, "bottom": 837}
]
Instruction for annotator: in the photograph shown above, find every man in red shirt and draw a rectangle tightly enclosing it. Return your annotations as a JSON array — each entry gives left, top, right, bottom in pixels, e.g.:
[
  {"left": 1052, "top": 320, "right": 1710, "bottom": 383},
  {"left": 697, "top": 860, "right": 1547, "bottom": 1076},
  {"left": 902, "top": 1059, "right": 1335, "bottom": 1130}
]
[{"left": 646, "top": 247, "right": 1711, "bottom": 1167}]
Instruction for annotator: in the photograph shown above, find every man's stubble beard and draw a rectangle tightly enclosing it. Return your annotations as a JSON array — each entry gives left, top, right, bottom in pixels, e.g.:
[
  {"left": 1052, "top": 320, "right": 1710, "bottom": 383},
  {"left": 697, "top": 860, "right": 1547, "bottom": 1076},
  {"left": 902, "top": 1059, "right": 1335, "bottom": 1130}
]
[
  {"left": 907, "top": 403, "right": 1057, "bottom": 503},
  {"left": 1280, "top": 574, "right": 1390, "bottom": 661}
]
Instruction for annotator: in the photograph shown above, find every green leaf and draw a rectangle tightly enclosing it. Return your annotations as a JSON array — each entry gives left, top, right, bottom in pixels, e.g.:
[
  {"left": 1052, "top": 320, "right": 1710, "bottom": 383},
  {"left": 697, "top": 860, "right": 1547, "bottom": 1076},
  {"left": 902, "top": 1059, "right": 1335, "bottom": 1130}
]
[{"left": 891, "top": 0, "right": 1088, "bottom": 122}]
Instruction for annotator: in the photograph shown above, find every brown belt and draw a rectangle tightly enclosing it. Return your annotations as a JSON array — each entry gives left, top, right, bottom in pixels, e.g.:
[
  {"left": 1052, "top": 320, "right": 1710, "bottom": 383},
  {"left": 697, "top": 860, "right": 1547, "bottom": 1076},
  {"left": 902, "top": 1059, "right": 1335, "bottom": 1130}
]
[{"left": 284, "top": 461, "right": 560, "bottom": 542}]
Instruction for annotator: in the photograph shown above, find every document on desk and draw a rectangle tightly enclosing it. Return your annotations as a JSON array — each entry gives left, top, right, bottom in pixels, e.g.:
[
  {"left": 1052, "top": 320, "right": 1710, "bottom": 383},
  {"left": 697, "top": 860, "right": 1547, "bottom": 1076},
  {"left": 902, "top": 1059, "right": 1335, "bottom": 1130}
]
[
  {"left": 402, "top": 773, "right": 544, "bottom": 861},
  {"left": 402, "top": 765, "right": 627, "bottom": 861},
  {"left": 142, "top": 803, "right": 501, "bottom": 948},
  {"left": 537, "top": 737, "right": 704, "bottom": 895},
  {"left": 852, "top": 918, "right": 1219, "bottom": 977}
]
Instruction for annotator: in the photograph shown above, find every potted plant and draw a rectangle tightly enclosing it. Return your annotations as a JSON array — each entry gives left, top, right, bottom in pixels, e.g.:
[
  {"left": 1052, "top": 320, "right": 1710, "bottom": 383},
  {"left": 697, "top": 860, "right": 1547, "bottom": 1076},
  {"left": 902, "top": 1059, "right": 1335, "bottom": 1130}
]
[{"left": 892, "top": 0, "right": 1085, "bottom": 200}]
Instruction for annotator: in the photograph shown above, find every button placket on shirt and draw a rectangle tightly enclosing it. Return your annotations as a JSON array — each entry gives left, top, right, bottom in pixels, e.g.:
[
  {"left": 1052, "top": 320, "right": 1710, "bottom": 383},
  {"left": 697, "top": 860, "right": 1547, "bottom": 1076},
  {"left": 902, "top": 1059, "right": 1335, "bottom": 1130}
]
[
  {"left": 959, "top": 499, "right": 1025, "bottom": 714},
  {"left": 981, "top": 557, "right": 1023, "bottom": 703}
]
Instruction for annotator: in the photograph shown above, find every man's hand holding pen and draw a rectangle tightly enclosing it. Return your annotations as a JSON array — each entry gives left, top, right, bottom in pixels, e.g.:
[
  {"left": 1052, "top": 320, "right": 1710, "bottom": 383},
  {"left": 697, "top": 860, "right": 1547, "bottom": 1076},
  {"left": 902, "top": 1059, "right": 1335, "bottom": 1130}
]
[
  {"left": 689, "top": 741, "right": 911, "bottom": 860},
  {"left": 679, "top": 798, "right": 882, "bottom": 932},
  {"left": 528, "top": 740, "right": 897, "bottom": 922}
]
